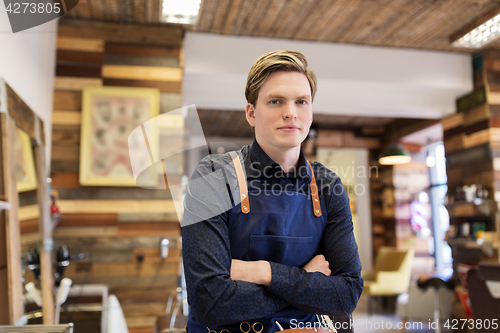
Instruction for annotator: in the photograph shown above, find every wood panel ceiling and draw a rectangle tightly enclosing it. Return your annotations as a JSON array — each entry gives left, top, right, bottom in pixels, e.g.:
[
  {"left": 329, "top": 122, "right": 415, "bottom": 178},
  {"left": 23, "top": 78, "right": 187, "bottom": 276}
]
[
  {"left": 197, "top": 109, "right": 394, "bottom": 138},
  {"left": 66, "top": 0, "right": 500, "bottom": 53}
]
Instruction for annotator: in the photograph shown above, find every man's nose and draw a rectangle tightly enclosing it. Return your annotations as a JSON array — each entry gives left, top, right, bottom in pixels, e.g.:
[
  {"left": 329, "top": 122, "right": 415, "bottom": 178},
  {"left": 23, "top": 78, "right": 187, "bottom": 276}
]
[{"left": 283, "top": 102, "right": 297, "bottom": 119}]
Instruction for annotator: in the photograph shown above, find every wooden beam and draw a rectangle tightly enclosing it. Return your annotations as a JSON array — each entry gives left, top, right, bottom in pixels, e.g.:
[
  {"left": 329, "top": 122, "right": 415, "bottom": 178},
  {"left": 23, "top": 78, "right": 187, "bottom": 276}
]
[
  {"left": 19, "top": 204, "right": 39, "bottom": 222},
  {"left": 65, "top": 274, "right": 178, "bottom": 290},
  {"left": 463, "top": 103, "right": 490, "bottom": 126},
  {"left": 34, "top": 123, "right": 55, "bottom": 324},
  {"left": 53, "top": 91, "right": 82, "bottom": 111},
  {"left": 55, "top": 187, "right": 171, "bottom": 201},
  {"left": 58, "top": 19, "right": 183, "bottom": 47},
  {"left": 52, "top": 110, "right": 81, "bottom": 126},
  {"left": 0, "top": 79, "right": 36, "bottom": 140},
  {"left": 54, "top": 77, "right": 103, "bottom": 92},
  {"left": 51, "top": 132, "right": 80, "bottom": 145},
  {"left": 102, "top": 78, "right": 182, "bottom": 93},
  {"left": 113, "top": 288, "right": 176, "bottom": 304},
  {"left": 442, "top": 113, "right": 464, "bottom": 131},
  {"left": 53, "top": 227, "right": 118, "bottom": 238},
  {"left": 103, "top": 54, "right": 180, "bottom": 68},
  {"left": 122, "top": 302, "right": 169, "bottom": 319},
  {"left": 383, "top": 118, "right": 440, "bottom": 144},
  {"left": 0, "top": 115, "right": 24, "bottom": 324},
  {"left": 51, "top": 143, "right": 79, "bottom": 161},
  {"left": 20, "top": 232, "right": 40, "bottom": 247},
  {"left": 57, "top": 36, "right": 104, "bottom": 52},
  {"left": 56, "top": 50, "right": 104, "bottom": 65},
  {"left": 56, "top": 213, "right": 117, "bottom": 227},
  {"left": 449, "top": 7, "right": 500, "bottom": 44},
  {"left": 49, "top": 172, "right": 81, "bottom": 188},
  {"left": 64, "top": 261, "right": 179, "bottom": 278},
  {"left": 457, "top": 87, "right": 487, "bottom": 112},
  {"left": 118, "top": 222, "right": 180, "bottom": 237},
  {"left": 316, "top": 130, "right": 380, "bottom": 149},
  {"left": 57, "top": 200, "right": 178, "bottom": 214},
  {"left": 101, "top": 65, "right": 182, "bottom": 82},
  {"left": 20, "top": 218, "right": 39, "bottom": 234},
  {"left": 105, "top": 43, "right": 180, "bottom": 58},
  {"left": 56, "top": 64, "right": 102, "bottom": 78}
]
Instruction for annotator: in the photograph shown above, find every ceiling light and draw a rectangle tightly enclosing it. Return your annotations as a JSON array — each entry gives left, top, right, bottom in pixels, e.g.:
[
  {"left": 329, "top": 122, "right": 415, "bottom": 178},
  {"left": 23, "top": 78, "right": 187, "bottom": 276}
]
[
  {"left": 161, "top": 0, "right": 202, "bottom": 25},
  {"left": 378, "top": 144, "right": 411, "bottom": 165},
  {"left": 451, "top": 10, "right": 500, "bottom": 48}
]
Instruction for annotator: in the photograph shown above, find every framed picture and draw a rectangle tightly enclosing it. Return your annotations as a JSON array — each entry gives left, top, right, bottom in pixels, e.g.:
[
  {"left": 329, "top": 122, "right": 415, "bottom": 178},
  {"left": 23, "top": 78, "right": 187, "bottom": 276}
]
[
  {"left": 14, "top": 128, "right": 37, "bottom": 192},
  {"left": 80, "top": 86, "right": 160, "bottom": 186}
]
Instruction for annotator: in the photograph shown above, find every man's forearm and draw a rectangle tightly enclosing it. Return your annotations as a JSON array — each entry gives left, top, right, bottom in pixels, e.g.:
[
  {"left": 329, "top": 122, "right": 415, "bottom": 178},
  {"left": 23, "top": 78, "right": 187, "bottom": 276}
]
[{"left": 231, "top": 259, "right": 272, "bottom": 286}]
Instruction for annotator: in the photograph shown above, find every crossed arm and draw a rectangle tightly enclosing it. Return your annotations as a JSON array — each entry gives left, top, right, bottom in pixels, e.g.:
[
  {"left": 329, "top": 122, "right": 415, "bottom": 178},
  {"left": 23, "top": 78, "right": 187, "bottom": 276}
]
[{"left": 230, "top": 254, "right": 331, "bottom": 286}]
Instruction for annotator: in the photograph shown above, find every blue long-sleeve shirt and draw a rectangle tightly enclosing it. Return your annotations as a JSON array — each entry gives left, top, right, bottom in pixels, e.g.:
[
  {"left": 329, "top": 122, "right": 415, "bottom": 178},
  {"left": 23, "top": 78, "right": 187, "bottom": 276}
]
[{"left": 181, "top": 140, "right": 363, "bottom": 327}]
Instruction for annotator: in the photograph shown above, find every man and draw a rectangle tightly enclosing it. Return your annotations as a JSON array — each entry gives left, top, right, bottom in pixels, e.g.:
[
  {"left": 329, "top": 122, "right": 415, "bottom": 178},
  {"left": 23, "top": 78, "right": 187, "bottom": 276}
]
[{"left": 181, "top": 50, "right": 363, "bottom": 333}]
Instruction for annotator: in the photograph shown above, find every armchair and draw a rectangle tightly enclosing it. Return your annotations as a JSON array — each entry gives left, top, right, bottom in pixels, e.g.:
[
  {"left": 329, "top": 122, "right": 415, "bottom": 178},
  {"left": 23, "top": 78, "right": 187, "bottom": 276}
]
[{"left": 362, "top": 247, "right": 415, "bottom": 314}]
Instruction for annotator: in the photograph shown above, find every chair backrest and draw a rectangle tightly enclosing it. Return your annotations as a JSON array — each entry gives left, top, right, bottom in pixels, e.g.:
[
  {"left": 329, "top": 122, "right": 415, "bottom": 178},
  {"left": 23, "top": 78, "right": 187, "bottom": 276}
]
[
  {"left": 374, "top": 247, "right": 413, "bottom": 272},
  {"left": 467, "top": 263, "right": 500, "bottom": 330},
  {"left": 375, "top": 246, "right": 415, "bottom": 293},
  {"left": 399, "top": 248, "right": 415, "bottom": 289},
  {"left": 106, "top": 294, "right": 129, "bottom": 333}
]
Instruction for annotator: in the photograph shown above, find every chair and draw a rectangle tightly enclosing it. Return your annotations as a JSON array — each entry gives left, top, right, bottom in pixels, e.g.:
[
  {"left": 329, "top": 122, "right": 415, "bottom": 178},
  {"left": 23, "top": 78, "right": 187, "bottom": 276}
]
[
  {"left": 397, "top": 283, "right": 454, "bottom": 333},
  {"left": 106, "top": 294, "right": 129, "bottom": 333},
  {"left": 362, "top": 247, "right": 415, "bottom": 314},
  {"left": 467, "top": 262, "right": 500, "bottom": 333},
  {"left": 155, "top": 287, "right": 188, "bottom": 333}
]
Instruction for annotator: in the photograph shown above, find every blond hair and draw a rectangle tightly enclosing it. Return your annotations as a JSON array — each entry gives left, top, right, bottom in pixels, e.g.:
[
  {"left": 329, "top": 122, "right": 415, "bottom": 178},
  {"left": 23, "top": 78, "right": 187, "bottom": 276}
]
[{"left": 245, "top": 50, "right": 317, "bottom": 105}]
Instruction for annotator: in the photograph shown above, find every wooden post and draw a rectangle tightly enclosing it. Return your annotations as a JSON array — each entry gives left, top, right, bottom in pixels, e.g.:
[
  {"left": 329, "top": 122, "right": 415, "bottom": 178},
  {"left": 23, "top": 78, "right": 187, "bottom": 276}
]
[
  {"left": 0, "top": 79, "right": 56, "bottom": 323},
  {"left": 0, "top": 114, "right": 24, "bottom": 324},
  {"left": 34, "top": 116, "right": 55, "bottom": 324}
]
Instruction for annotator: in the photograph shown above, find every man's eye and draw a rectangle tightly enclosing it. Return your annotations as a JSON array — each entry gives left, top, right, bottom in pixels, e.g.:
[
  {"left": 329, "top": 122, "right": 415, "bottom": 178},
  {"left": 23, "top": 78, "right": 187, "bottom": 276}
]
[
  {"left": 270, "top": 100, "right": 280, "bottom": 104},
  {"left": 297, "top": 100, "right": 307, "bottom": 105}
]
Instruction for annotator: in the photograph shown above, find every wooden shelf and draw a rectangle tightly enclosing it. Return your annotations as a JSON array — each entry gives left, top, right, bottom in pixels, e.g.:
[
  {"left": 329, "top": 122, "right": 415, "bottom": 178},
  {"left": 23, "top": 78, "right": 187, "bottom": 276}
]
[
  {"left": 447, "top": 238, "right": 499, "bottom": 251},
  {"left": 447, "top": 238, "right": 483, "bottom": 249},
  {"left": 445, "top": 199, "right": 497, "bottom": 217}
]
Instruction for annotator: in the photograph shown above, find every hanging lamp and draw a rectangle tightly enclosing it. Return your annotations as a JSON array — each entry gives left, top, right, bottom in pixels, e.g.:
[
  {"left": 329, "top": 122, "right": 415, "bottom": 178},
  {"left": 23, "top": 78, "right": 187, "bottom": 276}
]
[{"left": 379, "top": 144, "right": 411, "bottom": 165}]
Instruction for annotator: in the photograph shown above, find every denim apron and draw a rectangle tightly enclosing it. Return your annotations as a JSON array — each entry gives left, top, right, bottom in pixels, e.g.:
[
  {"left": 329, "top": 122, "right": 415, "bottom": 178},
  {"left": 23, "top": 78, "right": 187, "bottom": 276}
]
[{"left": 187, "top": 151, "right": 328, "bottom": 333}]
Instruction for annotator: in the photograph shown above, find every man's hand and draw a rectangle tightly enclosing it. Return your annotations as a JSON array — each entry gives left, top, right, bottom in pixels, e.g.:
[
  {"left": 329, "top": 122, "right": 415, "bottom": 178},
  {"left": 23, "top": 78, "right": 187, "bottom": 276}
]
[
  {"left": 231, "top": 259, "right": 271, "bottom": 287},
  {"left": 303, "top": 254, "right": 331, "bottom": 276}
]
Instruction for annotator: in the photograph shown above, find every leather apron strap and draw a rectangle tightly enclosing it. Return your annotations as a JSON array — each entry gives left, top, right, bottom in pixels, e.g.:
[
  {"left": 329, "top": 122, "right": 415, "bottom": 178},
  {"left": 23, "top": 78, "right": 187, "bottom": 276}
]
[
  {"left": 307, "top": 160, "right": 322, "bottom": 217},
  {"left": 228, "top": 152, "right": 321, "bottom": 217},
  {"left": 228, "top": 151, "right": 250, "bottom": 214}
]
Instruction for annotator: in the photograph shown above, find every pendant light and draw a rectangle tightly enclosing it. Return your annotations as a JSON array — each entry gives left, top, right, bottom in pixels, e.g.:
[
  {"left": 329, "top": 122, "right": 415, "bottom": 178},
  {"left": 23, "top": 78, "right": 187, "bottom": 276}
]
[{"left": 379, "top": 144, "right": 411, "bottom": 165}]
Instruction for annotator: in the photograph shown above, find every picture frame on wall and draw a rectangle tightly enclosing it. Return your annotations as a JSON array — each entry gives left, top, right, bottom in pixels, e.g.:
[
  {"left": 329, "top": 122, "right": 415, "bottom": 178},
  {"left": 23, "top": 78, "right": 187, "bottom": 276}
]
[
  {"left": 80, "top": 86, "right": 160, "bottom": 187},
  {"left": 15, "top": 128, "right": 37, "bottom": 192}
]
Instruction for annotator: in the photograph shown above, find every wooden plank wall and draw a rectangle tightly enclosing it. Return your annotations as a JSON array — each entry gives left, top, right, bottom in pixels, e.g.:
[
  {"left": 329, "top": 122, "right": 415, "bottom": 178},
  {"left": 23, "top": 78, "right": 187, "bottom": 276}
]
[
  {"left": 443, "top": 49, "right": 500, "bottom": 200},
  {"left": 22, "top": 20, "right": 184, "bottom": 333},
  {"left": 442, "top": 49, "right": 500, "bottom": 270}
]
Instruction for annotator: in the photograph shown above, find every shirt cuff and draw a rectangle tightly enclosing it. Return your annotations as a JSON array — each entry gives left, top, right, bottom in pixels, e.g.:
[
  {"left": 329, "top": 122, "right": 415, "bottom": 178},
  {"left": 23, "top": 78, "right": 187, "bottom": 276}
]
[
  {"left": 267, "top": 261, "right": 301, "bottom": 300},
  {"left": 268, "top": 262, "right": 291, "bottom": 311}
]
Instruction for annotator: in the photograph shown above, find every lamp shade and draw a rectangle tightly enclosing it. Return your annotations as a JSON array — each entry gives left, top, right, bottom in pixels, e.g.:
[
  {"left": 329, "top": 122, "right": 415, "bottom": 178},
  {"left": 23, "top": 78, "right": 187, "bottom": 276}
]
[{"left": 379, "top": 144, "right": 411, "bottom": 165}]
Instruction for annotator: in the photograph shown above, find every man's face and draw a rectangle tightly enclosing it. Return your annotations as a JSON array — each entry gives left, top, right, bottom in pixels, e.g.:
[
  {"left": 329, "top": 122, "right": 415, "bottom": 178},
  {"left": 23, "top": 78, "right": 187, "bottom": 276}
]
[{"left": 246, "top": 71, "right": 313, "bottom": 152}]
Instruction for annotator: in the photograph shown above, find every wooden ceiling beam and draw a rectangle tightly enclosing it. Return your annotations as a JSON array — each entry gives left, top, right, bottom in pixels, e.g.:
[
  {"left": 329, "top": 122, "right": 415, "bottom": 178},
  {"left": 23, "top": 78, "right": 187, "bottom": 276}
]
[
  {"left": 449, "top": 5, "right": 500, "bottom": 44},
  {"left": 382, "top": 118, "right": 440, "bottom": 145}
]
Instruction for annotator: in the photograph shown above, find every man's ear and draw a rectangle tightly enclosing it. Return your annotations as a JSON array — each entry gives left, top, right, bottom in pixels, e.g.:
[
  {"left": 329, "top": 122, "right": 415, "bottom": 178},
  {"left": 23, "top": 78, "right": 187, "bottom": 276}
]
[{"left": 245, "top": 103, "right": 256, "bottom": 127}]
